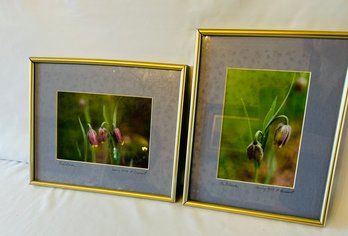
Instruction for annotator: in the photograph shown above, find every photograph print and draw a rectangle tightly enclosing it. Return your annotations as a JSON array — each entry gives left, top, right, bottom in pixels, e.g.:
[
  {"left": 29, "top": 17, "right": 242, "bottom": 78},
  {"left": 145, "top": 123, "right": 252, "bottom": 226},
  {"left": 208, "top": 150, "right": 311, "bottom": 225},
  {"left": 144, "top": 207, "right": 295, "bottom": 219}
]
[
  {"left": 217, "top": 68, "right": 311, "bottom": 188},
  {"left": 57, "top": 91, "right": 152, "bottom": 169}
]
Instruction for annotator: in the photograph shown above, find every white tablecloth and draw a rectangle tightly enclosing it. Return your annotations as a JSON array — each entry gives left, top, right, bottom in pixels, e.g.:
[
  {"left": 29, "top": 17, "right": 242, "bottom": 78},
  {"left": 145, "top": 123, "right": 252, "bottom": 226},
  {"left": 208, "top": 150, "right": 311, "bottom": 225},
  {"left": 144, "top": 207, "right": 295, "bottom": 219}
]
[{"left": 1, "top": 154, "right": 348, "bottom": 236}]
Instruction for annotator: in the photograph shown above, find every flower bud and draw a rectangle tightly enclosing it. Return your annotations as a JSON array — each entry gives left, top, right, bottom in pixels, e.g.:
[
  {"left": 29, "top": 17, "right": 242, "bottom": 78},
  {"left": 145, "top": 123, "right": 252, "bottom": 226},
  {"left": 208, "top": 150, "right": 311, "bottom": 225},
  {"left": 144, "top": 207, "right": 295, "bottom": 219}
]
[
  {"left": 295, "top": 77, "right": 307, "bottom": 92},
  {"left": 113, "top": 128, "right": 124, "bottom": 145},
  {"left": 79, "top": 98, "right": 86, "bottom": 108},
  {"left": 87, "top": 127, "right": 98, "bottom": 148},
  {"left": 247, "top": 141, "right": 263, "bottom": 163},
  {"left": 274, "top": 123, "right": 292, "bottom": 148},
  {"left": 97, "top": 127, "right": 108, "bottom": 143}
]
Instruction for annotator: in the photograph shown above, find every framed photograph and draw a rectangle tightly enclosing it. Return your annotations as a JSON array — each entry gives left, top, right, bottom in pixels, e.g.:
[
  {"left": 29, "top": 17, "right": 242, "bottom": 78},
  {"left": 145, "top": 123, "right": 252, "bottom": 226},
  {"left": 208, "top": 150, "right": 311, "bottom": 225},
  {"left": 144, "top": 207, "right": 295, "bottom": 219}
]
[
  {"left": 183, "top": 29, "right": 348, "bottom": 225},
  {"left": 30, "top": 57, "right": 187, "bottom": 202}
]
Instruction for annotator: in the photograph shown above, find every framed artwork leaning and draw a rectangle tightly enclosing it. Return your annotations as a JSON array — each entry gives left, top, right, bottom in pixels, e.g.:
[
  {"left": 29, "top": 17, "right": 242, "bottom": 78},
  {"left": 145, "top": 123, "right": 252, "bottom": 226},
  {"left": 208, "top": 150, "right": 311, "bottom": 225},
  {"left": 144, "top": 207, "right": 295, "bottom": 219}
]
[
  {"left": 30, "top": 57, "right": 187, "bottom": 202},
  {"left": 183, "top": 29, "right": 348, "bottom": 225}
]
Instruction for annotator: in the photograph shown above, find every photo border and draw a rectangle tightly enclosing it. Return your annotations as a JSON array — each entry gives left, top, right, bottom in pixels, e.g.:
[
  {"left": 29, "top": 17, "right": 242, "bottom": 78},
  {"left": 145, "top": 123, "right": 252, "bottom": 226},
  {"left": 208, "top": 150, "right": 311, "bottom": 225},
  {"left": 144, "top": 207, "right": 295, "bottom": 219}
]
[
  {"left": 182, "top": 29, "right": 348, "bottom": 226},
  {"left": 30, "top": 57, "right": 187, "bottom": 202}
]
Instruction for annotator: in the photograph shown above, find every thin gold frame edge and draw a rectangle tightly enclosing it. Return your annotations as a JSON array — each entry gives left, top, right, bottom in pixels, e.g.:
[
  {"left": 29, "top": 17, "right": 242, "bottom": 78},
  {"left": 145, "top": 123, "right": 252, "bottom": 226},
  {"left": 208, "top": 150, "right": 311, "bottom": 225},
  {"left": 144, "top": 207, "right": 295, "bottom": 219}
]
[
  {"left": 29, "top": 60, "right": 35, "bottom": 182},
  {"left": 170, "top": 65, "right": 188, "bottom": 202},
  {"left": 183, "top": 29, "right": 348, "bottom": 225},
  {"left": 183, "top": 31, "right": 202, "bottom": 203},
  {"left": 320, "top": 66, "right": 348, "bottom": 226},
  {"left": 198, "top": 29, "right": 348, "bottom": 38},
  {"left": 29, "top": 57, "right": 186, "bottom": 71},
  {"left": 183, "top": 200, "right": 322, "bottom": 226},
  {"left": 30, "top": 180, "right": 172, "bottom": 202},
  {"left": 29, "top": 58, "right": 187, "bottom": 203}
]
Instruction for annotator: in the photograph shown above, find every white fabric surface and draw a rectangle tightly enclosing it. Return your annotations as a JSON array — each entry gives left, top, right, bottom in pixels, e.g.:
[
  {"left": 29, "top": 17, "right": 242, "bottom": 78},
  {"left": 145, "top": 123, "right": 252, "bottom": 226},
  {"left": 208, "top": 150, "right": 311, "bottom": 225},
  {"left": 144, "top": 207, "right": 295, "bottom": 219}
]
[
  {"left": 1, "top": 148, "right": 348, "bottom": 236},
  {"left": 1, "top": 0, "right": 348, "bottom": 235}
]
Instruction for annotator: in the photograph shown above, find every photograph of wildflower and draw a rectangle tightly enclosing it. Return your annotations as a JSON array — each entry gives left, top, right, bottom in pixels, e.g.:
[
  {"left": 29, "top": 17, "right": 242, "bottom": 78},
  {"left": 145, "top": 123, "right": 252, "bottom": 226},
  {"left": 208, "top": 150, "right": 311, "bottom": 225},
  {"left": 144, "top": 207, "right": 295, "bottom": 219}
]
[
  {"left": 217, "top": 68, "right": 310, "bottom": 187},
  {"left": 57, "top": 91, "right": 152, "bottom": 169}
]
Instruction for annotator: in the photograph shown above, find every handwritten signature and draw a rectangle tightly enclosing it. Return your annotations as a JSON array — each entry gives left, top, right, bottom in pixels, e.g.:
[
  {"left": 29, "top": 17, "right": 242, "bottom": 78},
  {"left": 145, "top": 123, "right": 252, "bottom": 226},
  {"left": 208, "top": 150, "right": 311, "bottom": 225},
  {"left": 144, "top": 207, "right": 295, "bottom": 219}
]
[
  {"left": 111, "top": 168, "right": 147, "bottom": 175},
  {"left": 256, "top": 186, "right": 294, "bottom": 194},
  {"left": 220, "top": 181, "right": 239, "bottom": 188},
  {"left": 59, "top": 161, "right": 75, "bottom": 167}
]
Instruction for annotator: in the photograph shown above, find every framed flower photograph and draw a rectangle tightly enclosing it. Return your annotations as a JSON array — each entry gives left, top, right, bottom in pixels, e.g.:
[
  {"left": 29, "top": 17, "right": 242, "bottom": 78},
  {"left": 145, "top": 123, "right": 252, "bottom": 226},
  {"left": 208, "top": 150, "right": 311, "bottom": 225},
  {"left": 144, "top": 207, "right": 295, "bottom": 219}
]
[
  {"left": 30, "top": 57, "right": 187, "bottom": 202},
  {"left": 218, "top": 68, "right": 310, "bottom": 188},
  {"left": 183, "top": 30, "right": 348, "bottom": 225}
]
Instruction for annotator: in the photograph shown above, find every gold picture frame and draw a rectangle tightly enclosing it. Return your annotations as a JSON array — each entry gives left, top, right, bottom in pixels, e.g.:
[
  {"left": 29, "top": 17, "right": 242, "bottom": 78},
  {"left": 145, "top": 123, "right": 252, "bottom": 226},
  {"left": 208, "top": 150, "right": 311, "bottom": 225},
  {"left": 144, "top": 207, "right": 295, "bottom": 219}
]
[
  {"left": 30, "top": 57, "right": 187, "bottom": 202},
  {"left": 183, "top": 29, "right": 348, "bottom": 225}
]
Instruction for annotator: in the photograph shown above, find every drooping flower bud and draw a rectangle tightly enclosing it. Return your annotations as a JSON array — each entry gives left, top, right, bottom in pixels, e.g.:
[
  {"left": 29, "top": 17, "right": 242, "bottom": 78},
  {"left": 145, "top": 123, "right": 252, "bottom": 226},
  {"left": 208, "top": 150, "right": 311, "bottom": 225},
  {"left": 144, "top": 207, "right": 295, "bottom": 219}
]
[
  {"left": 87, "top": 126, "right": 98, "bottom": 148},
  {"left": 247, "top": 141, "right": 263, "bottom": 163},
  {"left": 113, "top": 128, "right": 124, "bottom": 145},
  {"left": 274, "top": 123, "right": 292, "bottom": 148},
  {"left": 97, "top": 127, "right": 108, "bottom": 143}
]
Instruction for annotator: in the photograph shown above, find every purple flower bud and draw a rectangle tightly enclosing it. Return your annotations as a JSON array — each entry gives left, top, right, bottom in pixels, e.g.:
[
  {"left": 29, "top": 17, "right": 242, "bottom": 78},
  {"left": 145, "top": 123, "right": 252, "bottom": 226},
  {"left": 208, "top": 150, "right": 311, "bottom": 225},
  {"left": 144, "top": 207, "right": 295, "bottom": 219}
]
[
  {"left": 87, "top": 126, "right": 98, "bottom": 148},
  {"left": 97, "top": 127, "right": 108, "bottom": 143},
  {"left": 274, "top": 123, "right": 292, "bottom": 148},
  {"left": 247, "top": 141, "right": 264, "bottom": 163},
  {"left": 113, "top": 128, "right": 124, "bottom": 145}
]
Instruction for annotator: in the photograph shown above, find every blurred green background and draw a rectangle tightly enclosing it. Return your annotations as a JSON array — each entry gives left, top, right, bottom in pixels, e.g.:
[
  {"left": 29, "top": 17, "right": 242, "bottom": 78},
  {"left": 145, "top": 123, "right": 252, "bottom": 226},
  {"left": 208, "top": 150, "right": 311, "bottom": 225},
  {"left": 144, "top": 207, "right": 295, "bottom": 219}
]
[
  {"left": 218, "top": 68, "right": 310, "bottom": 187},
  {"left": 57, "top": 91, "right": 152, "bottom": 168}
]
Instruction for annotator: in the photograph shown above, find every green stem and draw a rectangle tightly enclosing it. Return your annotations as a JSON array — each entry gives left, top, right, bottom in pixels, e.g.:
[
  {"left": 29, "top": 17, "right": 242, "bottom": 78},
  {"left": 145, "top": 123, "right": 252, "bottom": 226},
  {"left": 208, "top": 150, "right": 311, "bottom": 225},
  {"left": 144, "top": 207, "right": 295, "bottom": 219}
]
[
  {"left": 101, "top": 141, "right": 109, "bottom": 164},
  {"left": 116, "top": 149, "right": 121, "bottom": 165},
  {"left": 265, "top": 148, "right": 276, "bottom": 184},
  {"left": 100, "top": 121, "right": 107, "bottom": 128},
  {"left": 254, "top": 160, "right": 260, "bottom": 183},
  {"left": 254, "top": 130, "right": 264, "bottom": 143},
  {"left": 264, "top": 115, "right": 289, "bottom": 131},
  {"left": 91, "top": 148, "right": 96, "bottom": 163}
]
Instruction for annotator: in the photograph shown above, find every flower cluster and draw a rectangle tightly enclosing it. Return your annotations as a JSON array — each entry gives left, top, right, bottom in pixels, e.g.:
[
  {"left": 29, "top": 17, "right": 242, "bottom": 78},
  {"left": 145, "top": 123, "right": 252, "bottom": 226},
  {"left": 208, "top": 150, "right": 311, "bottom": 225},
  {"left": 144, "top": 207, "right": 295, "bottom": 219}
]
[
  {"left": 247, "top": 121, "right": 291, "bottom": 164},
  {"left": 240, "top": 74, "right": 308, "bottom": 184},
  {"left": 87, "top": 123, "right": 124, "bottom": 148}
]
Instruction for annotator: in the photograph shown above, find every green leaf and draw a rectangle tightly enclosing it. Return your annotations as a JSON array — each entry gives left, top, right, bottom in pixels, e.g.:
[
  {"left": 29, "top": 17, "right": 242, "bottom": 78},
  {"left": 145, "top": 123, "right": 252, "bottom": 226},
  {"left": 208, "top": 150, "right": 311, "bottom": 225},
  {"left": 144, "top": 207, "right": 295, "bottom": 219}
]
[
  {"left": 84, "top": 100, "right": 91, "bottom": 124},
  {"left": 241, "top": 98, "right": 253, "bottom": 141},
  {"left": 78, "top": 117, "right": 88, "bottom": 162},
  {"left": 264, "top": 73, "right": 295, "bottom": 130},
  {"left": 113, "top": 104, "right": 118, "bottom": 127},
  {"left": 261, "top": 128, "right": 269, "bottom": 152},
  {"left": 263, "top": 96, "right": 277, "bottom": 130},
  {"left": 103, "top": 105, "right": 109, "bottom": 126},
  {"left": 76, "top": 142, "right": 82, "bottom": 160}
]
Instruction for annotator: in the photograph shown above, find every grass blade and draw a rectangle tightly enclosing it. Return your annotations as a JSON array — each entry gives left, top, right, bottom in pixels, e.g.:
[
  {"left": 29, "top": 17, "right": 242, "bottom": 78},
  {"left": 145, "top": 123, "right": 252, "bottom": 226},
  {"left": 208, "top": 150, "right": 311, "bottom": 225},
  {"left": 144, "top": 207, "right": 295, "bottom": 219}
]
[
  {"left": 263, "top": 96, "right": 277, "bottom": 130},
  {"left": 241, "top": 98, "right": 253, "bottom": 141},
  {"left": 103, "top": 104, "right": 109, "bottom": 127},
  {"left": 76, "top": 142, "right": 82, "bottom": 161},
  {"left": 264, "top": 74, "right": 295, "bottom": 130},
  {"left": 113, "top": 104, "right": 118, "bottom": 126},
  {"left": 78, "top": 117, "right": 88, "bottom": 162}
]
